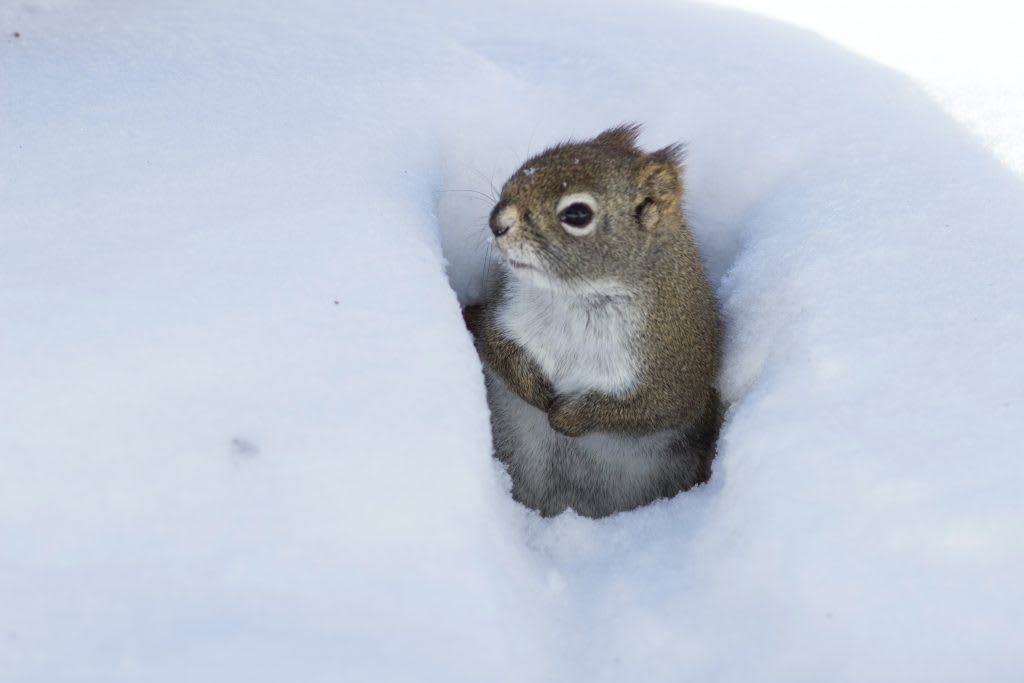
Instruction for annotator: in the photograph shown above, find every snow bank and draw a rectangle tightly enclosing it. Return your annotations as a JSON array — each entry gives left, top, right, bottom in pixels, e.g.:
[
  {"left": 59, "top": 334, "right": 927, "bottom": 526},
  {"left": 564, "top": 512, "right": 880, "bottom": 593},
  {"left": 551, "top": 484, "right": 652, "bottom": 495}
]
[{"left": 2, "top": 1, "right": 1023, "bottom": 681}]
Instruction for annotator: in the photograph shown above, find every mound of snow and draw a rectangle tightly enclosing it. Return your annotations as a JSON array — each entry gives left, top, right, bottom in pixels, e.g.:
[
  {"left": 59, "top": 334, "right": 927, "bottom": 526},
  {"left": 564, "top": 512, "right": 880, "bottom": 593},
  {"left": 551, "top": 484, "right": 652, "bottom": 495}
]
[{"left": 2, "top": 1, "right": 1023, "bottom": 681}]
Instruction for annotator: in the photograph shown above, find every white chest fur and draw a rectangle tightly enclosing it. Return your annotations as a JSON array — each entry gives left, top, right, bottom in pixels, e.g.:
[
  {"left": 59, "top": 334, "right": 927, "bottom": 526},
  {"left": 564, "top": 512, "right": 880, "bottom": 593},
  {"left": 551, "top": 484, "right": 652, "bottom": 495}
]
[{"left": 496, "top": 277, "right": 642, "bottom": 397}]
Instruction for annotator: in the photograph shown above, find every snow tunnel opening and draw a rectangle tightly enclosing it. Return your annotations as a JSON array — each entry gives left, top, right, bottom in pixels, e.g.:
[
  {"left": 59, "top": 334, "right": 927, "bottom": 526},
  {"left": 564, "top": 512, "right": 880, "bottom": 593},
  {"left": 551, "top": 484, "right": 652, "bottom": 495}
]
[{"left": 435, "top": 146, "right": 734, "bottom": 520}]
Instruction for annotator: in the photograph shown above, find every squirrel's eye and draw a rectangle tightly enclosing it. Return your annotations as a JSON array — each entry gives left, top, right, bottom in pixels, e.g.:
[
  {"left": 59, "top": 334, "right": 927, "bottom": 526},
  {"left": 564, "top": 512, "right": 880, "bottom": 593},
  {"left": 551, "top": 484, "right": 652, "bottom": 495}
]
[
  {"left": 556, "top": 192, "right": 598, "bottom": 236},
  {"left": 560, "top": 203, "right": 593, "bottom": 228}
]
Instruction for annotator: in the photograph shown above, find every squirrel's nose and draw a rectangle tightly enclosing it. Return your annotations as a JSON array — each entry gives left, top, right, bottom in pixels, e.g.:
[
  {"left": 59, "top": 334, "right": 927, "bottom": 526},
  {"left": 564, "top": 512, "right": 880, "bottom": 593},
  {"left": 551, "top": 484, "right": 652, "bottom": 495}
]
[{"left": 489, "top": 201, "right": 512, "bottom": 237}]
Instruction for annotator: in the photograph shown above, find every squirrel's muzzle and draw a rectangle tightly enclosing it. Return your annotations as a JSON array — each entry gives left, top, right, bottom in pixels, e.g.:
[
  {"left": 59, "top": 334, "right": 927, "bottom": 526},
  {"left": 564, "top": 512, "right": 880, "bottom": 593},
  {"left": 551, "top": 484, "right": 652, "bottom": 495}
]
[{"left": 489, "top": 201, "right": 513, "bottom": 237}]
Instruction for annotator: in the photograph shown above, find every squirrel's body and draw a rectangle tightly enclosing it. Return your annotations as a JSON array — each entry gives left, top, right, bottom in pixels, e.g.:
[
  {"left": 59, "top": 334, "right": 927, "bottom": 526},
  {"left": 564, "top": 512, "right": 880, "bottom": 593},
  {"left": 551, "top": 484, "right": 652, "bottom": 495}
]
[
  {"left": 466, "top": 125, "right": 721, "bottom": 517},
  {"left": 486, "top": 371, "right": 705, "bottom": 518}
]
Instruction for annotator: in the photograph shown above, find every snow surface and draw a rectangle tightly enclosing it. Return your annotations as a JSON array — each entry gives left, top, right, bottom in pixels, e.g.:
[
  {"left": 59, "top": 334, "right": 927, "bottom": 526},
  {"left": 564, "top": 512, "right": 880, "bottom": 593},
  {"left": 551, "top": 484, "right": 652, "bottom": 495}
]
[{"left": 3, "top": 1, "right": 1024, "bottom": 681}]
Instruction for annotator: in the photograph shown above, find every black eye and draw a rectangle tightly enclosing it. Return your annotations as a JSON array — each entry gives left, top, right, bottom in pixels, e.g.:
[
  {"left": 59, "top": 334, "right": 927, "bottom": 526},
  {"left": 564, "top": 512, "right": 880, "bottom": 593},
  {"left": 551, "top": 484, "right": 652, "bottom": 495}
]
[{"left": 559, "top": 202, "right": 593, "bottom": 228}]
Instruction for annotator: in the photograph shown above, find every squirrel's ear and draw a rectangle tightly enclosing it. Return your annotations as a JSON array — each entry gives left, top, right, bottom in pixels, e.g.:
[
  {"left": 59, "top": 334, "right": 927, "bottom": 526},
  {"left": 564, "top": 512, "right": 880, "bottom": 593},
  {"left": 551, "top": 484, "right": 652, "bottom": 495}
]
[
  {"left": 635, "top": 144, "right": 684, "bottom": 229},
  {"left": 594, "top": 123, "right": 642, "bottom": 150}
]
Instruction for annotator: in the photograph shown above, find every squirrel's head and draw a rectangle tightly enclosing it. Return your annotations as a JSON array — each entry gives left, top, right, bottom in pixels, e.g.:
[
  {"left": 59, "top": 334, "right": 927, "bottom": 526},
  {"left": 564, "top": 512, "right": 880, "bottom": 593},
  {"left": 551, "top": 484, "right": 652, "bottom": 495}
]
[{"left": 489, "top": 123, "right": 685, "bottom": 290}]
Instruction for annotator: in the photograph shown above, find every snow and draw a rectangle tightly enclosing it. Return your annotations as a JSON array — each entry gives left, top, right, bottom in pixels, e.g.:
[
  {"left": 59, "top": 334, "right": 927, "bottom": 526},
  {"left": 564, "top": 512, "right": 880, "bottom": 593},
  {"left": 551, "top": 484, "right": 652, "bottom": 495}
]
[{"left": 2, "top": 1, "right": 1023, "bottom": 681}]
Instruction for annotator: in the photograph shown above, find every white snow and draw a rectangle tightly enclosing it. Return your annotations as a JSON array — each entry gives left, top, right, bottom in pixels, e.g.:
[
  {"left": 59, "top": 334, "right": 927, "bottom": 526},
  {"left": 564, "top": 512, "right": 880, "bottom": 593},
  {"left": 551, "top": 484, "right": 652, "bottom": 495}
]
[{"left": 2, "top": 1, "right": 1024, "bottom": 681}]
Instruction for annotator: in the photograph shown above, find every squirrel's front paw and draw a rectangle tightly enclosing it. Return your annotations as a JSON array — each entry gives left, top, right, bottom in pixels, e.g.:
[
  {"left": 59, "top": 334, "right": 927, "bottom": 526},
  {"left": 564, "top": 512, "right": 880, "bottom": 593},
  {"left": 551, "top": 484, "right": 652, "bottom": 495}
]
[
  {"left": 548, "top": 396, "right": 591, "bottom": 437},
  {"left": 462, "top": 304, "right": 485, "bottom": 337}
]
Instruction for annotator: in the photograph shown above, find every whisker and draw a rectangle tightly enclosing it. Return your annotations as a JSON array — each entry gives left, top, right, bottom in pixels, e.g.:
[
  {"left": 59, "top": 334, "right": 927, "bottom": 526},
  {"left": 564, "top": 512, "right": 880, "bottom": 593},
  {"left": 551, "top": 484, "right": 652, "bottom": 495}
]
[
  {"left": 462, "top": 165, "right": 501, "bottom": 202},
  {"left": 483, "top": 240, "right": 497, "bottom": 295},
  {"left": 488, "top": 170, "right": 500, "bottom": 201},
  {"left": 438, "top": 188, "right": 499, "bottom": 203}
]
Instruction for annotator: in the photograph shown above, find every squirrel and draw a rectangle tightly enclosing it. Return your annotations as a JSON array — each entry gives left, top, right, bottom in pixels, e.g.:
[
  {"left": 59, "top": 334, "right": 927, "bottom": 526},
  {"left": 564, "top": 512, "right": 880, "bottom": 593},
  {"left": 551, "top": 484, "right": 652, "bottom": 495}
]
[{"left": 463, "top": 124, "right": 722, "bottom": 518}]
